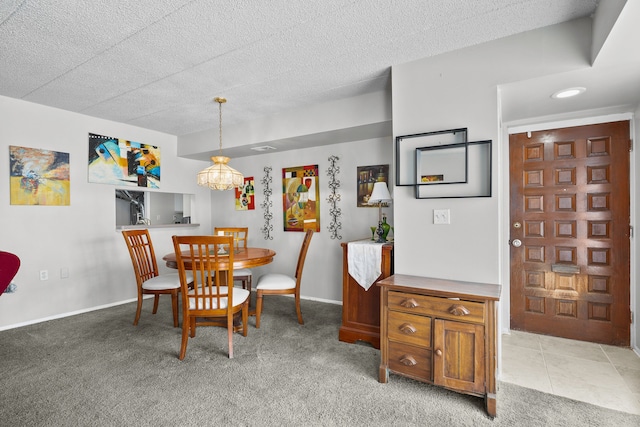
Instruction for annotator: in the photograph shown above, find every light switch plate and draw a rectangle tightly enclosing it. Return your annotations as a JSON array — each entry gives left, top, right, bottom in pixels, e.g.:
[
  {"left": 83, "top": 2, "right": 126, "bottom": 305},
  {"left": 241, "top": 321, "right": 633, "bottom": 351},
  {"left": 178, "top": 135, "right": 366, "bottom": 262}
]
[{"left": 434, "top": 209, "right": 450, "bottom": 225}]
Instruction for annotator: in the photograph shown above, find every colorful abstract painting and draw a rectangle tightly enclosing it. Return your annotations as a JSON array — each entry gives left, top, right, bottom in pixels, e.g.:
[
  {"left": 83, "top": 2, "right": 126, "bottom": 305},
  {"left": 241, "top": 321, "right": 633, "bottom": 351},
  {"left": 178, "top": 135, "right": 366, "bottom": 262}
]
[
  {"left": 9, "top": 146, "right": 70, "bottom": 206},
  {"left": 88, "top": 133, "right": 160, "bottom": 188},
  {"left": 235, "top": 176, "right": 255, "bottom": 211},
  {"left": 282, "top": 165, "right": 320, "bottom": 232}
]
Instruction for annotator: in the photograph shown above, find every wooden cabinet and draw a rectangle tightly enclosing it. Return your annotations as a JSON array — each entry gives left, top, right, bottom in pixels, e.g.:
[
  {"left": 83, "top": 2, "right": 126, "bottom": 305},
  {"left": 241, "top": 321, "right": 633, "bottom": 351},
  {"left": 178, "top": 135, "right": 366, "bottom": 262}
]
[
  {"left": 378, "top": 274, "right": 501, "bottom": 417},
  {"left": 339, "top": 241, "right": 393, "bottom": 349}
]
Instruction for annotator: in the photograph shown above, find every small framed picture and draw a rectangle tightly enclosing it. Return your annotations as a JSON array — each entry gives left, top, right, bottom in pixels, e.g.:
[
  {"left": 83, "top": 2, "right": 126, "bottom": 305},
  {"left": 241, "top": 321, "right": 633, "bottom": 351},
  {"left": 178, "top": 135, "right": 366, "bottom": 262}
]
[
  {"left": 421, "top": 174, "right": 444, "bottom": 183},
  {"left": 357, "top": 164, "right": 389, "bottom": 207}
]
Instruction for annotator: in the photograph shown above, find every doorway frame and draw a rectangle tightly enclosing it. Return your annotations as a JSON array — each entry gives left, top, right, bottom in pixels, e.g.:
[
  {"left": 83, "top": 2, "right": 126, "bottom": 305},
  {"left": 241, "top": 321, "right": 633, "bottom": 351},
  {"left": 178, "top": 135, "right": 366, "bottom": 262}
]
[{"left": 500, "top": 112, "right": 637, "bottom": 352}]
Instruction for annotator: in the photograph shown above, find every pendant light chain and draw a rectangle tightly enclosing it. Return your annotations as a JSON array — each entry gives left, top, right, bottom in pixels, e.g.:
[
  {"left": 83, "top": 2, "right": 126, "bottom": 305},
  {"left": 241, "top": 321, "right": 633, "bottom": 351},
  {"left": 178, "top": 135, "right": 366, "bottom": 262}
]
[
  {"left": 218, "top": 98, "right": 223, "bottom": 156},
  {"left": 214, "top": 96, "right": 227, "bottom": 156}
]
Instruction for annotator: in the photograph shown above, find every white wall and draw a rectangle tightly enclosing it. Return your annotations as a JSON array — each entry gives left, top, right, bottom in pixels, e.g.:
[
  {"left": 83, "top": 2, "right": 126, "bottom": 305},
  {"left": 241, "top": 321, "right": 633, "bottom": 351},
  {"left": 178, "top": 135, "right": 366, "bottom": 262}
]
[
  {"left": 0, "top": 96, "right": 211, "bottom": 329},
  {"left": 391, "top": 18, "right": 593, "bottom": 284},
  {"left": 391, "top": 19, "right": 638, "bottom": 349},
  {"left": 206, "top": 137, "right": 394, "bottom": 303}
]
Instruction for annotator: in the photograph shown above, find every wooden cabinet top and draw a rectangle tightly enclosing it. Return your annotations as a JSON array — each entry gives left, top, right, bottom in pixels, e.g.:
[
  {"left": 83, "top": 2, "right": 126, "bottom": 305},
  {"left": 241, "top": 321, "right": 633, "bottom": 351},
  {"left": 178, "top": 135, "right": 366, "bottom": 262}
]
[{"left": 377, "top": 274, "right": 501, "bottom": 301}]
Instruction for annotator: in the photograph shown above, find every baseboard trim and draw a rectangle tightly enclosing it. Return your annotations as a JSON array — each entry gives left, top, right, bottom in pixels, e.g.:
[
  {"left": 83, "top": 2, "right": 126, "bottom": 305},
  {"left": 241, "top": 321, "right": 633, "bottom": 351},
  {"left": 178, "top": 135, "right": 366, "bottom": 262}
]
[{"left": 0, "top": 297, "right": 139, "bottom": 331}]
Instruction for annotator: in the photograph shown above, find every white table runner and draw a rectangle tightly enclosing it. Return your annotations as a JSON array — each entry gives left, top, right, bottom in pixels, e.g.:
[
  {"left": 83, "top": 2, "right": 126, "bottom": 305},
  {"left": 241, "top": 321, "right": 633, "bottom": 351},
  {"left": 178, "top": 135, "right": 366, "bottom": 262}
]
[{"left": 347, "top": 239, "right": 383, "bottom": 290}]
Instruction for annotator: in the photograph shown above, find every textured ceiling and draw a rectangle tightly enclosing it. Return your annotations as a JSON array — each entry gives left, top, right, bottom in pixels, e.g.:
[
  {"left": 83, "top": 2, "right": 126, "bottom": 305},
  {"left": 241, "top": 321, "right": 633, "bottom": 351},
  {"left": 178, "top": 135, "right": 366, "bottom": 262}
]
[{"left": 0, "top": 0, "right": 600, "bottom": 137}]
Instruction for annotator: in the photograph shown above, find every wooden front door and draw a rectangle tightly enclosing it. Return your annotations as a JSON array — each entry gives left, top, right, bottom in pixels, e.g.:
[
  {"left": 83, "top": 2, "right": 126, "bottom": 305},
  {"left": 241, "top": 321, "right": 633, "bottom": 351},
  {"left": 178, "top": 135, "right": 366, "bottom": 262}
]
[{"left": 509, "top": 121, "right": 631, "bottom": 346}]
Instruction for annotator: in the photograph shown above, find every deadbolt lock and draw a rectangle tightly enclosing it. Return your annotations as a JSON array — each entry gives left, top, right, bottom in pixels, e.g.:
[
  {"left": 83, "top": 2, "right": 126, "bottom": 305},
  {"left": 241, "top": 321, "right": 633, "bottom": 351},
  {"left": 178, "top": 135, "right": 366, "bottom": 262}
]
[{"left": 513, "top": 222, "right": 522, "bottom": 229}]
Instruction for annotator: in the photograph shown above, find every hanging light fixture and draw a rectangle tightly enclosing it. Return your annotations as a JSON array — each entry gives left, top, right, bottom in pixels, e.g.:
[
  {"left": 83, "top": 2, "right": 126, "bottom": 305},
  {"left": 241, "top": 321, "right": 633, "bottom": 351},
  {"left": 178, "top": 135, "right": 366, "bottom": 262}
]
[{"left": 197, "top": 97, "right": 244, "bottom": 190}]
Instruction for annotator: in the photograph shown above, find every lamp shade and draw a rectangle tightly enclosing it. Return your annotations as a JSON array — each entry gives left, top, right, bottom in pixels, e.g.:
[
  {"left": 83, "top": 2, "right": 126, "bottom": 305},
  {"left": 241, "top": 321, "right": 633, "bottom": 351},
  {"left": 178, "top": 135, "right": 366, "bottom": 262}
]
[
  {"left": 368, "top": 182, "right": 392, "bottom": 204},
  {"left": 197, "top": 156, "right": 244, "bottom": 190}
]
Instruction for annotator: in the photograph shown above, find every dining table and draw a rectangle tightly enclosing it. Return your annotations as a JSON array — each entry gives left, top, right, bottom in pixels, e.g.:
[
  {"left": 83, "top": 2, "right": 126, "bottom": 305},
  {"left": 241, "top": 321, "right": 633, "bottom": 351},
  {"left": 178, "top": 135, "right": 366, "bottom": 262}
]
[{"left": 162, "top": 247, "right": 276, "bottom": 271}]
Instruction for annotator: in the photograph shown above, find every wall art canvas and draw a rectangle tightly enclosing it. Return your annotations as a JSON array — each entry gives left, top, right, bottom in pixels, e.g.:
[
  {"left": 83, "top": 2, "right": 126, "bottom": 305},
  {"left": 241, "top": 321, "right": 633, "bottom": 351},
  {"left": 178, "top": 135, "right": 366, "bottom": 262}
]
[
  {"left": 357, "top": 164, "right": 389, "bottom": 207},
  {"left": 88, "top": 133, "right": 160, "bottom": 188},
  {"left": 235, "top": 176, "right": 255, "bottom": 211},
  {"left": 9, "top": 145, "right": 70, "bottom": 206},
  {"left": 282, "top": 165, "right": 320, "bottom": 232}
]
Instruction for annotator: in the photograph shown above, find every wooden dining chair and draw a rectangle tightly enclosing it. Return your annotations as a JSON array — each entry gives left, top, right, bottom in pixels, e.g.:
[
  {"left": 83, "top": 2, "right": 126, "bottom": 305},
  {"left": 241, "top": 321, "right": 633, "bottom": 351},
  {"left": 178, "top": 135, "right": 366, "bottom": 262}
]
[
  {"left": 255, "top": 229, "right": 313, "bottom": 328},
  {"left": 172, "top": 234, "right": 250, "bottom": 359},
  {"left": 213, "top": 227, "right": 252, "bottom": 293},
  {"left": 122, "top": 229, "right": 188, "bottom": 327}
]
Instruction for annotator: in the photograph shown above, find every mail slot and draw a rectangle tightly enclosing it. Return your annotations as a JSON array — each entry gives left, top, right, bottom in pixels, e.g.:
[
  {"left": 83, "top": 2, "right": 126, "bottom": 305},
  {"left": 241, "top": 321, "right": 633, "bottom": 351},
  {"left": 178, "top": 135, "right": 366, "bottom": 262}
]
[{"left": 551, "top": 264, "right": 580, "bottom": 274}]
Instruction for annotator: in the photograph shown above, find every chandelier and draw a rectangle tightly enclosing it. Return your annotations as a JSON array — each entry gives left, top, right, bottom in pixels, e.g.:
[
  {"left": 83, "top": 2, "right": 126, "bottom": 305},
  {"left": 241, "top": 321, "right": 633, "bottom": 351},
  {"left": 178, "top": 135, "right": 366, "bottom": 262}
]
[{"left": 197, "top": 97, "right": 244, "bottom": 190}]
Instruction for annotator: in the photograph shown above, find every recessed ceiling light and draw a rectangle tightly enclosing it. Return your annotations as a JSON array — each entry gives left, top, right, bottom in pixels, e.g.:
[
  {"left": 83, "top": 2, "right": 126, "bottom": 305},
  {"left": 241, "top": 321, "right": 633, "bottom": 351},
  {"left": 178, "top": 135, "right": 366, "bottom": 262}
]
[{"left": 551, "top": 87, "right": 586, "bottom": 99}]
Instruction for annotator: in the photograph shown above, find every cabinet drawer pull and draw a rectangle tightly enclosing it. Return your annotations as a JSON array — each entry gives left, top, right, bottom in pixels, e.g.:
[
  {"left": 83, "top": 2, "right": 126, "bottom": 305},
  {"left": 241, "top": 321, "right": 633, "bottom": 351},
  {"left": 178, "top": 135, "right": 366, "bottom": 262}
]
[
  {"left": 449, "top": 304, "right": 471, "bottom": 316},
  {"left": 400, "top": 298, "right": 420, "bottom": 309},
  {"left": 399, "top": 323, "right": 417, "bottom": 334},
  {"left": 435, "top": 349, "right": 442, "bottom": 357},
  {"left": 399, "top": 355, "right": 417, "bottom": 366}
]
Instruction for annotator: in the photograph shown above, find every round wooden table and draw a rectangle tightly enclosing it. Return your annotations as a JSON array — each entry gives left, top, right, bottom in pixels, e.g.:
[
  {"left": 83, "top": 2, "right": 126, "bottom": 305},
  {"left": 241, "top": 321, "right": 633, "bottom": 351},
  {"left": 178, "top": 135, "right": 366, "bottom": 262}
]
[{"left": 162, "top": 247, "right": 276, "bottom": 270}]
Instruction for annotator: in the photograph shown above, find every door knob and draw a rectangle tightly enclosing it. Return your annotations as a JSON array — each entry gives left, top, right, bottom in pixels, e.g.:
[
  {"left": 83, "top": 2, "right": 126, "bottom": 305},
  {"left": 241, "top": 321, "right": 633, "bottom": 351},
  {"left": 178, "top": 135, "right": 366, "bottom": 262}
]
[{"left": 510, "top": 239, "right": 522, "bottom": 247}]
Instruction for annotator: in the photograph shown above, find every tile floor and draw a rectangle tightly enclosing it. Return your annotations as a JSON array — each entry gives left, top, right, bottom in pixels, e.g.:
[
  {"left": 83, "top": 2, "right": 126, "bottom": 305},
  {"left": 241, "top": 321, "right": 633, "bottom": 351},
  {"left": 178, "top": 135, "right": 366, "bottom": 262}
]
[{"left": 501, "top": 330, "right": 640, "bottom": 415}]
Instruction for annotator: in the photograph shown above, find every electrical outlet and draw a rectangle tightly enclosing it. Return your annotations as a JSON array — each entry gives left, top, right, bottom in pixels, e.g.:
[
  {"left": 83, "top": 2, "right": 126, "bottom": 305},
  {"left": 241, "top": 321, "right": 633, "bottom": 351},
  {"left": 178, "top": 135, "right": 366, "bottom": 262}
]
[
  {"left": 60, "top": 267, "right": 69, "bottom": 279},
  {"left": 433, "top": 209, "right": 451, "bottom": 225},
  {"left": 39, "top": 270, "right": 49, "bottom": 281}
]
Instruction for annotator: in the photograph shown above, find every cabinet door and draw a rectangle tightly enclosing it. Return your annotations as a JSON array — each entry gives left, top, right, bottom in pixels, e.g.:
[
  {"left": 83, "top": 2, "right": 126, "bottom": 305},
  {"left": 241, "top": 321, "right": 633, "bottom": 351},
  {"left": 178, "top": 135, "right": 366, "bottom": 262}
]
[{"left": 433, "top": 319, "right": 485, "bottom": 394}]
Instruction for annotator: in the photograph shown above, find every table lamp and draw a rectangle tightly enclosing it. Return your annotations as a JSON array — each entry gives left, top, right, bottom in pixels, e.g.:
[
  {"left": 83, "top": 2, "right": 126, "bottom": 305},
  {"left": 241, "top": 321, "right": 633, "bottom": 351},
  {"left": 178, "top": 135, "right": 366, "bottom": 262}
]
[{"left": 368, "top": 182, "right": 392, "bottom": 243}]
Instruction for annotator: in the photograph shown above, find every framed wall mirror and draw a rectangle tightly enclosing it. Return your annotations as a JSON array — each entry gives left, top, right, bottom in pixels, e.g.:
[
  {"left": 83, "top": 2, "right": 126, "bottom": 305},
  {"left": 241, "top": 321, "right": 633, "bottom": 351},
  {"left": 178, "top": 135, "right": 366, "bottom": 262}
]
[{"left": 115, "top": 189, "right": 195, "bottom": 227}]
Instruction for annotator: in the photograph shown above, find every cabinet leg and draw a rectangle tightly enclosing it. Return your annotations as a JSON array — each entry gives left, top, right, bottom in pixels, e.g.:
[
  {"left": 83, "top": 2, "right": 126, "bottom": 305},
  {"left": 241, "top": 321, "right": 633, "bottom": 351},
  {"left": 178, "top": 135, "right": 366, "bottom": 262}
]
[
  {"left": 379, "top": 364, "right": 388, "bottom": 383},
  {"left": 486, "top": 393, "right": 496, "bottom": 417}
]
